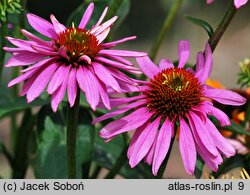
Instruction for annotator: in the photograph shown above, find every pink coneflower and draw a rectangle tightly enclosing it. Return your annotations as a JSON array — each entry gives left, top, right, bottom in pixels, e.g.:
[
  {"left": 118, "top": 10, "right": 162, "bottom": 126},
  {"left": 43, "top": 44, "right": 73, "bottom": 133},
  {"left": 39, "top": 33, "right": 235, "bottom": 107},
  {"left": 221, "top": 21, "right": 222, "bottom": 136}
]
[
  {"left": 94, "top": 40, "right": 246, "bottom": 176},
  {"left": 4, "top": 3, "right": 145, "bottom": 112},
  {"left": 207, "top": 0, "right": 248, "bottom": 9}
]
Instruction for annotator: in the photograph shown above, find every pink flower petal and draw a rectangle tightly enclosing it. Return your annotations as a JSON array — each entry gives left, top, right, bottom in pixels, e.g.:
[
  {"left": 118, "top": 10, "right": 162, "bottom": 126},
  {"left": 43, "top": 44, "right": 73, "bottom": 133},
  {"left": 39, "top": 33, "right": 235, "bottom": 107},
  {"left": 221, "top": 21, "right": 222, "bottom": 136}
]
[
  {"left": 234, "top": 0, "right": 248, "bottom": 9},
  {"left": 76, "top": 66, "right": 99, "bottom": 110},
  {"left": 194, "top": 51, "right": 205, "bottom": 79},
  {"left": 78, "top": 3, "right": 94, "bottom": 29},
  {"left": 20, "top": 73, "right": 40, "bottom": 96},
  {"left": 99, "top": 107, "right": 153, "bottom": 139},
  {"left": 94, "top": 7, "right": 108, "bottom": 27},
  {"left": 102, "top": 36, "right": 136, "bottom": 48},
  {"left": 91, "top": 16, "right": 117, "bottom": 35},
  {"left": 5, "top": 37, "right": 37, "bottom": 52},
  {"left": 47, "top": 64, "right": 71, "bottom": 94},
  {"left": 26, "top": 62, "right": 58, "bottom": 102},
  {"left": 179, "top": 118, "right": 196, "bottom": 175},
  {"left": 129, "top": 117, "right": 161, "bottom": 168},
  {"left": 144, "top": 138, "right": 157, "bottom": 165},
  {"left": 207, "top": 0, "right": 214, "bottom": 4},
  {"left": 8, "top": 68, "right": 38, "bottom": 87},
  {"left": 67, "top": 68, "right": 77, "bottom": 107},
  {"left": 92, "top": 62, "right": 121, "bottom": 92},
  {"left": 95, "top": 27, "right": 110, "bottom": 44},
  {"left": 51, "top": 71, "right": 70, "bottom": 112},
  {"left": 5, "top": 52, "right": 46, "bottom": 67},
  {"left": 93, "top": 100, "right": 145, "bottom": 124},
  {"left": 205, "top": 119, "right": 236, "bottom": 158},
  {"left": 159, "top": 59, "right": 174, "bottom": 70},
  {"left": 50, "top": 14, "right": 66, "bottom": 35},
  {"left": 198, "top": 43, "right": 213, "bottom": 83},
  {"left": 99, "top": 49, "right": 147, "bottom": 57},
  {"left": 21, "top": 29, "right": 51, "bottom": 46},
  {"left": 204, "top": 87, "right": 247, "bottom": 106},
  {"left": 152, "top": 118, "right": 173, "bottom": 176},
  {"left": 205, "top": 103, "right": 230, "bottom": 126},
  {"left": 95, "top": 79, "right": 111, "bottom": 110},
  {"left": 27, "top": 13, "right": 57, "bottom": 39},
  {"left": 187, "top": 111, "right": 219, "bottom": 156},
  {"left": 178, "top": 40, "right": 190, "bottom": 68},
  {"left": 136, "top": 56, "right": 160, "bottom": 78}
]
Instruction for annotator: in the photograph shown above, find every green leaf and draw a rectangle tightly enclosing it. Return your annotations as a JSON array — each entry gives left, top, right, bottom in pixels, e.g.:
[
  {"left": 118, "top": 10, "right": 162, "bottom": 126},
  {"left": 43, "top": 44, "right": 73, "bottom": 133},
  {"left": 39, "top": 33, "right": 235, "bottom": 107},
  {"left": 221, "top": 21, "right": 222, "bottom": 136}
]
[
  {"left": 210, "top": 116, "right": 250, "bottom": 136},
  {"left": 194, "top": 154, "right": 205, "bottom": 179},
  {"left": 185, "top": 15, "right": 214, "bottom": 38},
  {"left": 0, "top": 96, "right": 49, "bottom": 119},
  {"left": 32, "top": 117, "right": 95, "bottom": 179},
  {"left": 221, "top": 120, "right": 250, "bottom": 136},
  {"left": 94, "top": 135, "right": 155, "bottom": 178}
]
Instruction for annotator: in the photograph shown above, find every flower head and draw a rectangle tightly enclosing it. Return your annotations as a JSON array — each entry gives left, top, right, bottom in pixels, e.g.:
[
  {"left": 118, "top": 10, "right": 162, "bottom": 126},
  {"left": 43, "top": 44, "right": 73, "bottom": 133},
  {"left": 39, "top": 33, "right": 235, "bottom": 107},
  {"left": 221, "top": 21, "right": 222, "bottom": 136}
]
[
  {"left": 94, "top": 40, "right": 246, "bottom": 176},
  {"left": 4, "top": 3, "right": 146, "bottom": 112},
  {"left": 206, "top": 0, "right": 248, "bottom": 9}
]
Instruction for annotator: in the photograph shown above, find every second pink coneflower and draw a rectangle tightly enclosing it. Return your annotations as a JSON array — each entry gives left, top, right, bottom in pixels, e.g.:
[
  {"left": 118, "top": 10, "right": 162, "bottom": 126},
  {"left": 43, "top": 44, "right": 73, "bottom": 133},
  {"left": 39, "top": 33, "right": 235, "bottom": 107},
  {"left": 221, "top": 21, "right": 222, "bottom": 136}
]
[{"left": 94, "top": 40, "right": 246, "bottom": 176}]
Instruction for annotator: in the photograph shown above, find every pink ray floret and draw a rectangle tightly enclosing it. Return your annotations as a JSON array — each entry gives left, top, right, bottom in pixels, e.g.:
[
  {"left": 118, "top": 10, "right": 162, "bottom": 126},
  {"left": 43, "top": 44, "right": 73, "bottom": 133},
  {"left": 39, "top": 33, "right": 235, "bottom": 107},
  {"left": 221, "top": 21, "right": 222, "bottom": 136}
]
[
  {"left": 94, "top": 40, "right": 246, "bottom": 176},
  {"left": 206, "top": 0, "right": 248, "bottom": 9},
  {"left": 4, "top": 3, "right": 146, "bottom": 112}
]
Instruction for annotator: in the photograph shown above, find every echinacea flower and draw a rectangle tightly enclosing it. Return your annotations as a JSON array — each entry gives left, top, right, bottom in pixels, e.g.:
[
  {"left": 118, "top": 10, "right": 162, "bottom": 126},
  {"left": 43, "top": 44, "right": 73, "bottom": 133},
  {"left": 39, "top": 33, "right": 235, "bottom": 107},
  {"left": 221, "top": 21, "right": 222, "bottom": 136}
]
[
  {"left": 4, "top": 3, "right": 146, "bottom": 112},
  {"left": 93, "top": 40, "right": 246, "bottom": 176},
  {"left": 207, "top": 0, "right": 248, "bottom": 9}
]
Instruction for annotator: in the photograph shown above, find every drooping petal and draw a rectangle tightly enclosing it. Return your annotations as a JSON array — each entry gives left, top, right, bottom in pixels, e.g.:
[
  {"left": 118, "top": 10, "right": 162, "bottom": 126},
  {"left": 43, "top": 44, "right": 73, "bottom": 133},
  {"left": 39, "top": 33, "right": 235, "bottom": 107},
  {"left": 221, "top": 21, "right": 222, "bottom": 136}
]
[
  {"left": 50, "top": 14, "right": 66, "bottom": 35},
  {"left": 5, "top": 52, "right": 46, "bottom": 67},
  {"left": 205, "top": 103, "right": 230, "bottom": 126},
  {"left": 19, "top": 72, "right": 40, "bottom": 96},
  {"left": 93, "top": 100, "right": 145, "bottom": 124},
  {"left": 51, "top": 70, "right": 70, "bottom": 112},
  {"left": 144, "top": 139, "right": 157, "bottom": 165},
  {"left": 205, "top": 119, "right": 236, "bottom": 158},
  {"left": 234, "top": 0, "right": 248, "bottom": 9},
  {"left": 92, "top": 62, "right": 121, "bottom": 92},
  {"left": 67, "top": 68, "right": 77, "bottom": 107},
  {"left": 204, "top": 87, "right": 247, "bottom": 106},
  {"left": 8, "top": 68, "right": 38, "bottom": 87},
  {"left": 95, "top": 79, "right": 111, "bottom": 110},
  {"left": 187, "top": 111, "right": 219, "bottom": 156},
  {"left": 78, "top": 3, "right": 94, "bottom": 29},
  {"left": 152, "top": 118, "right": 173, "bottom": 176},
  {"left": 179, "top": 118, "right": 196, "bottom": 175},
  {"left": 99, "top": 107, "right": 153, "bottom": 139},
  {"left": 194, "top": 51, "right": 205, "bottom": 78},
  {"left": 159, "top": 59, "right": 174, "bottom": 70},
  {"left": 178, "top": 40, "right": 190, "bottom": 68},
  {"left": 136, "top": 56, "right": 160, "bottom": 78},
  {"left": 47, "top": 64, "right": 71, "bottom": 94},
  {"left": 26, "top": 62, "right": 58, "bottom": 102},
  {"left": 76, "top": 66, "right": 99, "bottom": 110},
  {"left": 27, "top": 13, "right": 57, "bottom": 39},
  {"left": 129, "top": 117, "right": 161, "bottom": 168}
]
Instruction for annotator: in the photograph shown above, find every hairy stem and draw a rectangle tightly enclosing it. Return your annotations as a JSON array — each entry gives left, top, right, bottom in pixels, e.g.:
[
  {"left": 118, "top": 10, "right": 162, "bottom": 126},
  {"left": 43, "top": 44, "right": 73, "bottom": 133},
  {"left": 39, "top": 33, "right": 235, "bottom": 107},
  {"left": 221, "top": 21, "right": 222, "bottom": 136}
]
[
  {"left": 66, "top": 90, "right": 80, "bottom": 179},
  {"left": 208, "top": 0, "right": 237, "bottom": 52}
]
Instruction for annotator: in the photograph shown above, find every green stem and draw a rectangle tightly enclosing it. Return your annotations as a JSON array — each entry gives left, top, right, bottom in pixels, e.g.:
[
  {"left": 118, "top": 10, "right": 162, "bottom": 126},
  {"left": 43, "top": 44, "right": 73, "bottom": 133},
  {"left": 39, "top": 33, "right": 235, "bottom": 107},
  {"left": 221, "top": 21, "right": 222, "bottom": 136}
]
[
  {"left": 104, "top": 134, "right": 130, "bottom": 179},
  {"left": 66, "top": 90, "right": 80, "bottom": 179},
  {"left": 156, "top": 131, "right": 177, "bottom": 179},
  {"left": 149, "top": 0, "right": 183, "bottom": 61},
  {"left": 0, "top": 18, "right": 8, "bottom": 82},
  {"left": 0, "top": 142, "right": 14, "bottom": 169},
  {"left": 104, "top": 144, "right": 128, "bottom": 179},
  {"left": 208, "top": 0, "right": 237, "bottom": 52},
  {"left": 12, "top": 109, "right": 34, "bottom": 178}
]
